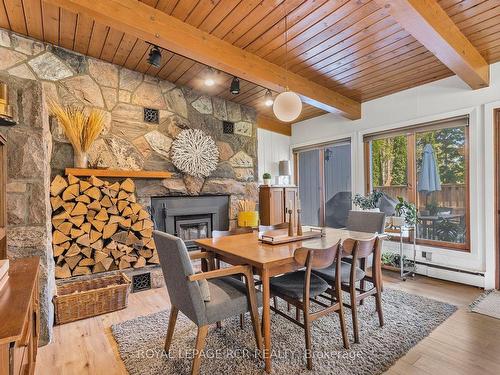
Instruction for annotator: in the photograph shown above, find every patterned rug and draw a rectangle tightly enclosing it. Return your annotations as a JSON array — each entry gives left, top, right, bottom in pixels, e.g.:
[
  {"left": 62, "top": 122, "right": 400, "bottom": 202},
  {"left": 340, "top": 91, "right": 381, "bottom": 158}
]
[
  {"left": 111, "top": 288, "right": 456, "bottom": 374},
  {"left": 470, "top": 289, "right": 500, "bottom": 319}
]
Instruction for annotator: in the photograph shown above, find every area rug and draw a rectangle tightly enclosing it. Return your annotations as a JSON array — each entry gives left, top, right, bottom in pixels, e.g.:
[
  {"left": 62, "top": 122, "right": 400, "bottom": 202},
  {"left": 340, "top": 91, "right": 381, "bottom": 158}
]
[
  {"left": 469, "top": 289, "right": 500, "bottom": 319},
  {"left": 111, "top": 288, "right": 456, "bottom": 375}
]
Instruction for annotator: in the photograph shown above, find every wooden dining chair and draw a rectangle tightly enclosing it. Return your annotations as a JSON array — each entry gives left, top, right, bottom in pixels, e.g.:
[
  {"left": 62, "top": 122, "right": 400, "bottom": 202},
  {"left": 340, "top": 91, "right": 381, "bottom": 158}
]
[
  {"left": 212, "top": 227, "right": 254, "bottom": 328},
  {"left": 154, "top": 231, "right": 263, "bottom": 375},
  {"left": 269, "top": 240, "right": 349, "bottom": 370},
  {"left": 314, "top": 237, "right": 384, "bottom": 343}
]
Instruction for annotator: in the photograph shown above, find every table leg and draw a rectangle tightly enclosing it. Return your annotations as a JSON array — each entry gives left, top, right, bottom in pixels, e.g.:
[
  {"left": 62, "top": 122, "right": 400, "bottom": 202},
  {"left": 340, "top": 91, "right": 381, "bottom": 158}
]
[{"left": 261, "top": 268, "right": 272, "bottom": 373}]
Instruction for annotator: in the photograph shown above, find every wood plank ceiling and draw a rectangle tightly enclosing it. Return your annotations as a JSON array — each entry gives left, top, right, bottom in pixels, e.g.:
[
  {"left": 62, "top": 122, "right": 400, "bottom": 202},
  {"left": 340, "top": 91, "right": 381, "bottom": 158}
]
[{"left": 1, "top": 0, "right": 499, "bottom": 125}]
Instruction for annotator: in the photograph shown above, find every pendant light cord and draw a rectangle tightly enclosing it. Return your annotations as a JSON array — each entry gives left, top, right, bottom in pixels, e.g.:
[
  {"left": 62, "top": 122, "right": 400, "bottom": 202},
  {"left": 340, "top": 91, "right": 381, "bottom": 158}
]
[{"left": 284, "top": 2, "right": 289, "bottom": 91}]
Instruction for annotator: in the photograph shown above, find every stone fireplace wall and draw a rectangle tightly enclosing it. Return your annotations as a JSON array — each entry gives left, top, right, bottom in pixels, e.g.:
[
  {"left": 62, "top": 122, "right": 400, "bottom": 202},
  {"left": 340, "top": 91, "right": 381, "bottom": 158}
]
[{"left": 0, "top": 29, "right": 258, "bottom": 344}]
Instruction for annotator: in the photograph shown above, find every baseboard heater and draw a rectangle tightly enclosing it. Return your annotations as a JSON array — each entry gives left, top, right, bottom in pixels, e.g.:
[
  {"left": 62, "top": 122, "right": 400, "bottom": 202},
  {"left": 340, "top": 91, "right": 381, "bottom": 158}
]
[{"left": 415, "top": 260, "right": 484, "bottom": 277}]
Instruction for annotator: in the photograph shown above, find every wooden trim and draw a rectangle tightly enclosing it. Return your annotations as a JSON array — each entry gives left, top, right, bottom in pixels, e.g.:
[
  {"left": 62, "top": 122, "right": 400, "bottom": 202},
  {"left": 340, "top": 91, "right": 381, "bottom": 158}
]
[
  {"left": 257, "top": 115, "right": 291, "bottom": 137},
  {"left": 0, "top": 134, "right": 6, "bottom": 260},
  {"left": 364, "top": 141, "right": 371, "bottom": 194},
  {"left": 495, "top": 109, "right": 500, "bottom": 289},
  {"left": 318, "top": 148, "right": 326, "bottom": 227},
  {"left": 407, "top": 133, "right": 416, "bottom": 204},
  {"left": 64, "top": 168, "right": 172, "bottom": 179},
  {"left": 375, "top": 0, "right": 489, "bottom": 89},
  {"left": 46, "top": 0, "right": 361, "bottom": 120}
]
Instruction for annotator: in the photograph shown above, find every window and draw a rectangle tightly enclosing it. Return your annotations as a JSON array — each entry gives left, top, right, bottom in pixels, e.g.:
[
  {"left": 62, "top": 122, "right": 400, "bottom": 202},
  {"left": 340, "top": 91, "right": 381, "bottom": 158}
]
[
  {"left": 364, "top": 116, "right": 469, "bottom": 250},
  {"left": 294, "top": 141, "right": 352, "bottom": 228}
]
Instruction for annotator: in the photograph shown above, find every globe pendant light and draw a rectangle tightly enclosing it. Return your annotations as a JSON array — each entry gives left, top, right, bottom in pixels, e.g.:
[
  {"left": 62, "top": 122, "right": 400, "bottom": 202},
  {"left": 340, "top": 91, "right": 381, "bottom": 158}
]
[{"left": 273, "top": 6, "right": 302, "bottom": 122}]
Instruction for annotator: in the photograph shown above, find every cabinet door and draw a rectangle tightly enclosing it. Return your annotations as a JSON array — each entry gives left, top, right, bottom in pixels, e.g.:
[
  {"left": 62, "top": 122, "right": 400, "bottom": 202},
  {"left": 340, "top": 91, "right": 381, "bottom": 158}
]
[
  {"left": 269, "top": 188, "right": 285, "bottom": 225},
  {"left": 285, "top": 188, "right": 298, "bottom": 228}
]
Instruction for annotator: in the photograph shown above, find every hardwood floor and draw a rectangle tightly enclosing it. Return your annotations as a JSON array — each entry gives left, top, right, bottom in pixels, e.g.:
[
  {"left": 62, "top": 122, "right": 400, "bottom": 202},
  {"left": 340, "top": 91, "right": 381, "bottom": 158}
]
[{"left": 36, "top": 272, "right": 500, "bottom": 375}]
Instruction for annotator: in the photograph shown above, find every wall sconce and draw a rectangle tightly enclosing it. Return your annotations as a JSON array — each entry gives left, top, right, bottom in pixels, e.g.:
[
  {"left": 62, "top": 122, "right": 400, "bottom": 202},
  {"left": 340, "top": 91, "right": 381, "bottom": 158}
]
[{"left": 0, "top": 82, "right": 15, "bottom": 126}]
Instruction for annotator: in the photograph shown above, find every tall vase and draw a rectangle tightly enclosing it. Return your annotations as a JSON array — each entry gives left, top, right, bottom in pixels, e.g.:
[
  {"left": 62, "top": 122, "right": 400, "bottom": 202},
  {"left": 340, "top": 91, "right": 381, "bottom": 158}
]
[{"left": 73, "top": 150, "right": 88, "bottom": 168}]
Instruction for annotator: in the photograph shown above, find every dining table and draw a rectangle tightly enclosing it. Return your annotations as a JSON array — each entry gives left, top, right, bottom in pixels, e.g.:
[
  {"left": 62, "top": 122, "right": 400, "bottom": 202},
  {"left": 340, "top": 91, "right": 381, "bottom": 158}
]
[{"left": 195, "top": 227, "right": 383, "bottom": 373}]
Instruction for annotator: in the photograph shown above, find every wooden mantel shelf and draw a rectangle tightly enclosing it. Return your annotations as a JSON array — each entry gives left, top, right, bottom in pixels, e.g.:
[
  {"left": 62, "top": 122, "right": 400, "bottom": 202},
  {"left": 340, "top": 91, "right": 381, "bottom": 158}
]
[{"left": 65, "top": 168, "right": 172, "bottom": 179}]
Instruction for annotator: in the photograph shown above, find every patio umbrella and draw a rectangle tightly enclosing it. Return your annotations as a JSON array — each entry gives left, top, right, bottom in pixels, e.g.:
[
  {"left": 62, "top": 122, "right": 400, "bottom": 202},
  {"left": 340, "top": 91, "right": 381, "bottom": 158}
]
[{"left": 418, "top": 144, "right": 441, "bottom": 194}]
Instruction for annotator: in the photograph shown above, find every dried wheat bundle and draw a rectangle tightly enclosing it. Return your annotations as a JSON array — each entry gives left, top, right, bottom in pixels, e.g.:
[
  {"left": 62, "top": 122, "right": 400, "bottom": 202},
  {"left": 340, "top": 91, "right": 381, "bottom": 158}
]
[
  {"left": 237, "top": 199, "right": 256, "bottom": 211},
  {"left": 49, "top": 100, "right": 104, "bottom": 152}
]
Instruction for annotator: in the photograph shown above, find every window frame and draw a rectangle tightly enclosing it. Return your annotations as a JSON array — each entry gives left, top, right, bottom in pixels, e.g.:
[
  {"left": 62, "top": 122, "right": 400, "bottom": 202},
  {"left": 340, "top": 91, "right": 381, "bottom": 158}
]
[{"left": 364, "top": 124, "right": 470, "bottom": 252}]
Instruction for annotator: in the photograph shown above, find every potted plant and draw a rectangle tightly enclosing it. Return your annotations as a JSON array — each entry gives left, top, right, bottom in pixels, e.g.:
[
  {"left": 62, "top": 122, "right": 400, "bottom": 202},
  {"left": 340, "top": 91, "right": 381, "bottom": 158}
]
[
  {"left": 352, "top": 190, "right": 383, "bottom": 212},
  {"left": 262, "top": 172, "right": 272, "bottom": 186},
  {"left": 394, "top": 196, "right": 417, "bottom": 227}
]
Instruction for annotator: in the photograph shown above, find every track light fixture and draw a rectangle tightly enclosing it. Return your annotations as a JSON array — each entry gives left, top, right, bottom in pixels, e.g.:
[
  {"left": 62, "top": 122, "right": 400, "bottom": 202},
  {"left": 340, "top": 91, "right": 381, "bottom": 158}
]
[
  {"left": 264, "top": 89, "right": 273, "bottom": 107},
  {"left": 147, "top": 45, "right": 162, "bottom": 67},
  {"left": 230, "top": 76, "right": 240, "bottom": 95}
]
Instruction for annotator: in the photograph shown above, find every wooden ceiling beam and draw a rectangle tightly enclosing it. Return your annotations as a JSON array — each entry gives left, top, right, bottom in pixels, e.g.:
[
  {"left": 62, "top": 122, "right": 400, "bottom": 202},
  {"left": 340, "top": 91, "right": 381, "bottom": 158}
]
[
  {"left": 257, "top": 114, "right": 291, "bottom": 137},
  {"left": 375, "top": 0, "right": 489, "bottom": 89},
  {"left": 44, "top": 0, "right": 361, "bottom": 120}
]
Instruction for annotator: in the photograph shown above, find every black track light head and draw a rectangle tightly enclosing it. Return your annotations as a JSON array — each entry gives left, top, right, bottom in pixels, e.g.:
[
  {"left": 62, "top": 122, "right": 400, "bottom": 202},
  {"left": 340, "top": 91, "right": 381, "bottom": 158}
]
[
  {"left": 147, "top": 45, "right": 162, "bottom": 67},
  {"left": 230, "top": 76, "right": 240, "bottom": 95}
]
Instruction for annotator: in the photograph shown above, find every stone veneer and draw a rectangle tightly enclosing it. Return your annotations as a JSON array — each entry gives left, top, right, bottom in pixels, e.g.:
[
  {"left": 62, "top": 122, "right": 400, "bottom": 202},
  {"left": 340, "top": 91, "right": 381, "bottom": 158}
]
[{"left": 0, "top": 29, "right": 258, "bottom": 344}]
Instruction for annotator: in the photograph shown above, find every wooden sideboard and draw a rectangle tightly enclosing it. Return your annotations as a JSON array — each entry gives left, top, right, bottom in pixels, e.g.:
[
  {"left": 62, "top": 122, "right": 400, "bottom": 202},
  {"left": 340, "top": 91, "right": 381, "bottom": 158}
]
[
  {"left": 0, "top": 257, "right": 40, "bottom": 375},
  {"left": 0, "top": 134, "right": 6, "bottom": 260},
  {"left": 259, "top": 186, "right": 299, "bottom": 228}
]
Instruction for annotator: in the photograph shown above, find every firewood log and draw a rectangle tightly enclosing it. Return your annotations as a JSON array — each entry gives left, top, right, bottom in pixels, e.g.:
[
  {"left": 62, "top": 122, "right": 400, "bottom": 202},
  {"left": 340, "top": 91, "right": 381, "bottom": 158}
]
[
  {"left": 86, "top": 210, "right": 96, "bottom": 220},
  {"left": 117, "top": 200, "right": 128, "bottom": 213},
  {"left": 94, "top": 208, "right": 109, "bottom": 221},
  {"left": 70, "top": 228, "right": 85, "bottom": 239},
  {"left": 66, "top": 255, "right": 82, "bottom": 269},
  {"left": 144, "top": 239, "right": 156, "bottom": 249},
  {"left": 117, "top": 190, "right": 129, "bottom": 200},
  {"left": 100, "top": 195, "right": 112, "bottom": 208},
  {"left": 75, "top": 194, "right": 91, "bottom": 204},
  {"left": 81, "top": 247, "right": 92, "bottom": 258},
  {"left": 107, "top": 205, "right": 119, "bottom": 215},
  {"left": 79, "top": 258, "right": 95, "bottom": 266},
  {"left": 50, "top": 196, "right": 64, "bottom": 210},
  {"left": 53, "top": 211, "right": 70, "bottom": 221},
  {"left": 92, "top": 263, "right": 106, "bottom": 273},
  {"left": 131, "top": 221, "right": 143, "bottom": 231},
  {"left": 120, "top": 178, "right": 135, "bottom": 193},
  {"left": 67, "top": 174, "right": 79, "bottom": 185},
  {"left": 89, "top": 230, "right": 102, "bottom": 243},
  {"left": 76, "top": 233, "right": 91, "bottom": 247},
  {"left": 105, "top": 240, "right": 117, "bottom": 250},
  {"left": 84, "top": 186, "right": 101, "bottom": 200},
  {"left": 65, "top": 243, "right": 81, "bottom": 257},
  {"left": 111, "top": 249, "right": 123, "bottom": 259},
  {"left": 81, "top": 222, "right": 91, "bottom": 234},
  {"left": 108, "top": 215, "right": 123, "bottom": 224},
  {"left": 56, "top": 255, "right": 65, "bottom": 265},
  {"left": 51, "top": 175, "right": 68, "bottom": 196},
  {"left": 91, "top": 219, "right": 105, "bottom": 232},
  {"left": 143, "top": 219, "right": 154, "bottom": 228},
  {"left": 53, "top": 244, "right": 66, "bottom": 257},
  {"left": 94, "top": 250, "right": 108, "bottom": 263},
  {"left": 53, "top": 230, "right": 71, "bottom": 244},
  {"left": 102, "top": 223, "right": 118, "bottom": 239},
  {"left": 58, "top": 221, "right": 73, "bottom": 235},
  {"left": 140, "top": 228, "right": 153, "bottom": 238},
  {"left": 126, "top": 194, "right": 136, "bottom": 203},
  {"left": 148, "top": 251, "right": 160, "bottom": 264},
  {"left": 69, "top": 215, "right": 85, "bottom": 227},
  {"left": 62, "top": 202, "right": 75, "bottom": 214},
  {"left": 62, "top": 184, "right": 79, "bottom": 201},
  {"left": 134, "top": 256, "right": 146, "bottom": 268},
  {"left": 101, "top": 257, "right": 114, "bottom": 271},
  {"left": 52, "top": 218, "right": 65, "bottom": 228},
  {"left": 88, "top": 176, "right": 104, "bottom": 187},
  {"left": 130, "top": 203, "right": 142, "bottom": 215},
  {"left": 73, "top": 266, "right": 91, "bottom": 276},
  {"left": 79, "top": 180, "right": 92, "bottom": 192},
  {"left": 90, "top": 239, "right": 103, "bottom": 251},
  {"left": 87, "top": 200, "right": 101, "bottom": 211},
  {"left": 111, "top": 231, "right": 128, "bottom": 244},
  {"left": 55, "top": 264, "right": 71, "bottom": 278},
  {"left": 71, "top": 202, "right": 88, "bottom": 216},
  {"left": 119, "top": 218, "right": 131, "bottom": 229},
  {"left": 121, "top": 206, "right": 133, "bottom": 217},
  {"left": 119, "top": 258, "right": 130, "bottom": 269},
  {"left": 126, "top": 232, "right": 140, "bottom": 246},
  {"left": 109, "top": 182, "right": 120, "bottom": 191}
]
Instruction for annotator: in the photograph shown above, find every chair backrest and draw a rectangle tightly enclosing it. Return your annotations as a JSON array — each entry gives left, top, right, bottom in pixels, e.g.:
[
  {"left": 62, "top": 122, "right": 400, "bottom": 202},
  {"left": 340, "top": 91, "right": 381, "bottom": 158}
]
[
  {"left": 212, "top": 227, "right": 253, "bottom": 238},
  {"left": 294, "top": 240, "right": 341, "bottom": 270},
  {"left": 342, "top": 237, "right": 378, "bottom": 259},
  {"left": 259, "top": 223, "right": 288, "bottom": 232},
  {"left": 346, "top": 210, "right": 386, "bottom": 234},
  {"left": 153, "top": 231, "right": 206, "bottom": 325}
]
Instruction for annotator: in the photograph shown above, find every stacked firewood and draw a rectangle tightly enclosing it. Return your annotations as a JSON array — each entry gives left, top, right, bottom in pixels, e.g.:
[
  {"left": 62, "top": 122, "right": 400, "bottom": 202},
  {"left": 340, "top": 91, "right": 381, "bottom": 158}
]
[{"left": 50, "top": 174, "right": 158, "bottom": 279}]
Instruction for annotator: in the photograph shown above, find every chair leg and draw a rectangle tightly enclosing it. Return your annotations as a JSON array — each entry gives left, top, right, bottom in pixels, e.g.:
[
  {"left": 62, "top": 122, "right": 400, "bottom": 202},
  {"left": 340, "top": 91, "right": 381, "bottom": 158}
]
[
  {"left": 287, "top": 302, "right": 291, "bottom": 312},
  {"left": 239, "top": 313, "right": 244, "bottom": 329},
  {"left": 337, "top": 298, "right": 350, "bottom": 349},
  {"left": 303, "top": 308, "right": 313, "bottom": 370},
  {"left": 164, "top": 306, "right": 178, "bottom": 352},
  {"left": 273, "top": 296, "right": 278, "bottom": 308},
  {"left": 350, "top": 290, "right": 360, "bottom": 343},
  {"left": 248, "top": 299, "right": 263, "bottom": 352},
  {"left": 295, "top": 306, "right": 300, "bottom": 322},
  {"left": 216, "top": 321, "right": 222, "bottom": 329},
  {"left": 375, "top": 292, "right": 384, "bottom": 327},
  {"left": 359, "top": 280, "right": 365, "bottom": 306},
  {"left": 191, "top": 325, "right": 209, "bottom": 375}
]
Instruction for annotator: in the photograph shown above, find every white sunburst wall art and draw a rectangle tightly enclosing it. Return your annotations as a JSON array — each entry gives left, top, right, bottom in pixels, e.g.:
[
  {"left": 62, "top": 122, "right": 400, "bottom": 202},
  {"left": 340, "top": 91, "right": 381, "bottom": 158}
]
[{"left": 170, "top": 129, "right": 219, "bottom": 177}]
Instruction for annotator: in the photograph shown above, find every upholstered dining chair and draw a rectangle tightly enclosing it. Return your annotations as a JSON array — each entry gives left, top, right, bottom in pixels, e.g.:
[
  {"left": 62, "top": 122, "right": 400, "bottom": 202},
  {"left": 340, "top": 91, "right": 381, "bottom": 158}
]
[
  {"left": 269, "top": 240, "right": 349, "bottom": 370},
  {"left": 153, "top": 231, "right": 263, "bottom": 375},
  {"left": 212, "top": 227, "right": 254, "bottom": 328},
  {"left": 345, "top": 210, "right": 386, "bottom": 299},
  {"left": 314, "top": 237, "right": 384, "bottom": 343}
]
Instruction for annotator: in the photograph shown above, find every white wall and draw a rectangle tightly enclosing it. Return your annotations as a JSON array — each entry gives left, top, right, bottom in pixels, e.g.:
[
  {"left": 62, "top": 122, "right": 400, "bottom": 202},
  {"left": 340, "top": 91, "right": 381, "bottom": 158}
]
[
  {"left": 292, "top": 62, "right": 500, "bottom": 288},
  {"left": 257, "top": 128, "right": 291, "bottom": 184}
]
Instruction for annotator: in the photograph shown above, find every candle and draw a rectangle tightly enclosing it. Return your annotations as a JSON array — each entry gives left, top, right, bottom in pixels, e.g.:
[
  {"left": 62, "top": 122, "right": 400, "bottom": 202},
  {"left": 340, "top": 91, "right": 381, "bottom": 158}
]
[{"left": 288, "top": 200, "right": 293, "bottom": 211}]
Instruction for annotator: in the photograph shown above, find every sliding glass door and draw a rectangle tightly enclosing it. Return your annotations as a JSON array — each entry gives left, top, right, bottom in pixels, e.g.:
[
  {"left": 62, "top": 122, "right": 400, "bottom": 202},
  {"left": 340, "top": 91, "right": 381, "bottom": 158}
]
[{"left": 295, "top": 141, "right": 351, "bottom": 228}]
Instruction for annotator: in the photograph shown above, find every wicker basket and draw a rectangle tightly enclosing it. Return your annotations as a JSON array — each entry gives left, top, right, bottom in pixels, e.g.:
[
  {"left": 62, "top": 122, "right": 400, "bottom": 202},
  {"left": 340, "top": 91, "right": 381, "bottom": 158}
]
[{"left": 54, "top": 273, "right": 131, "bottom": 325}]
